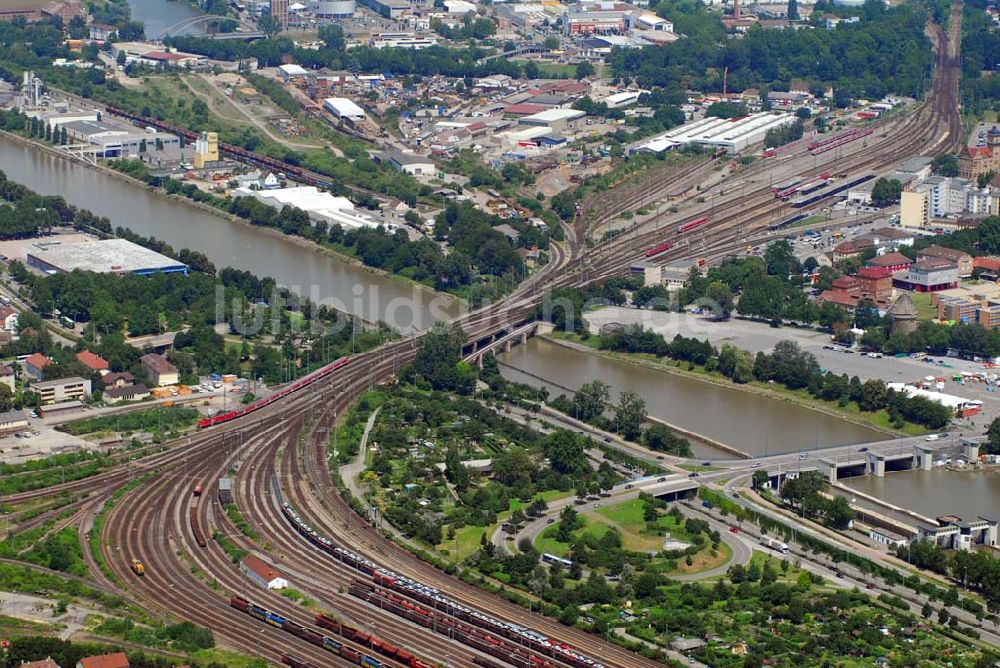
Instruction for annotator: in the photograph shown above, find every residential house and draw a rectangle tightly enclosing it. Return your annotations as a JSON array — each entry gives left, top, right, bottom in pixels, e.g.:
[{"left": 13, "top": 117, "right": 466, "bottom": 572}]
[
  {"left": 854, "top": 266, "right": 894, "bottom": 304},
  {"left": 76, "top": 351, "right": 109, "bottom": 375},
  {"left": 917, "top": 245, "right": 973, "bottom": 277},
  {"left": 101, "top": 371, "right": 135, "bottom": 388},
  {"left": 140, "top": 353, "right": 179, "bottom": 387},
  {"left": 865, "top": 227, "right": 914, "bottom": 248},
  {"left": 240, "top": 554, "right": 288, "bottom": 589},
  {"left": 21, "top": 659, "right": 61, "bottom": 668},
  {"left": 104, "top": 384, "right": 150, "bottom": 404},
  {"left": 0, "top": 305, "right": 18, "bottom": 331},
  {"left": 831, "top": 238, "right": 874, "bottom": 260},
  {"left": 30, "top": 376, "right": 91, "bottom": 404},
  {"left": 77, "top": 654, "right": 128, "bottom": 668},
  {"left": 23, "top": 353, "right": 51, "bottom": 381}
]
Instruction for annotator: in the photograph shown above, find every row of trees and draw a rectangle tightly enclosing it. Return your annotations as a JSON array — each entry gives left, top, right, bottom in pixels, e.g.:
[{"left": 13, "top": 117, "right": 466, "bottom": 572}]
[
  {"left": 895, "top": 539, "right": 1000, "bottom": 610},
  {"left": 598, "top": 327, "right": 953, "bottom": 428},
  {"left": 611, "top": 2, "right": 934, "bottom": 100}
]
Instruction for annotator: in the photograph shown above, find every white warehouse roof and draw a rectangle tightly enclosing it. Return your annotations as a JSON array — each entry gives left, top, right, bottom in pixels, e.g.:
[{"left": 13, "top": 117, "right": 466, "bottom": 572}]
[
  {"left": 634, "top": 112, "right": 794, "bottom": 153},
  {"left": 519, "top": 108, "right": 586, "bottom": 124},
  {"left": 886, "top": 383, "right": 979, "bottom": 409},
  {"left": 279, "top": 64, "right": 308, "bottom": 76},
  {"left": 232, "top": 186, "right": 393, "bottom": 231},
  {"left": 602, "top": 91, "right": 642, "bottom": 107},
  {"left": 324, "top": 97, "right": 365, "bottom": 119}
]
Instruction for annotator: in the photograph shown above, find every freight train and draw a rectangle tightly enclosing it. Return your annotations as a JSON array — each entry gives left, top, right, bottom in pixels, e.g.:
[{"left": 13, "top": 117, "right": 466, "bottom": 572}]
[
  {"left": 103, "top": 105, "right": 340, "bottom": 192},
  {"left": 230, "top": 595, "right": 431, "bottom": 668},
  {"left": 807, "top": 128, "right": 874, "bottom": 156},
  {"left": 677, "top": 216, "right": 709, "bottom": 234},
  {"left": 198, "top": 356, "right": 351, "bottom": 428},
  {"left": 190, "top": 506, "right": 207, "bottom": 548},
  {"left": 346, "top": 581, "right": 555, "bottom": 668},
  {"left": 280, "top": 502, "right": 604, "bottom": 668}
]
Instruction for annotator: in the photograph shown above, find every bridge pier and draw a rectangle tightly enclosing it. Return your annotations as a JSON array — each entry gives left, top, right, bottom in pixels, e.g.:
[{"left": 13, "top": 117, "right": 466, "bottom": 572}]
[
  {"left": 816, "top": 458, "right": 838, "bottom": 483},
  {"left": 913, "top": 444, "right": 934, "bottom": 471},
  {"left": 866, "top": 452, "right": 886, "bottom": 478},
  {"left": 961, "top": 438, "right": 980, "bottom": 463},
  {"left": 503, "top": 340, "right": 512, "bottom": 353}
]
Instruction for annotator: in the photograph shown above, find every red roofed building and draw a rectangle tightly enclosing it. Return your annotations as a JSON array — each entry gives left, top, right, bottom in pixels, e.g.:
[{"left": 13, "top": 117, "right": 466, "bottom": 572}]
[
  {"left": 24, "top": 353, "right": 51, "bottom": 381},
  {"left": 76, "top": 653, "right": 129, "bottom": 668},
  {"left": 855, "top": 266, "right": 894, "bottom": 303},
  {"left": 0, "top": 305, "right": 18, "bottom": 331},
  {"left": 503, "top": 103, "right": 549, "bottom": 117},
  {"left": 865, "top": 252, "right": 913, "bottom": 274},
  {"left": 958, "top": 128, "right": 1000, "bottom": 186},
  {"left": 76, "top": 351, "right": 109, "bottom": 374},
  {"left": 832, "top": 238, "right": 875, "bottom": 260},
  {"left": 819, "top": 290, "right": 859, "bottom": 309},
  {"left": 240, "top": 555, "right": 287, "bottom": 590},
  {"left": 41, "top": 0, "right": 84, "bottom": 22}
]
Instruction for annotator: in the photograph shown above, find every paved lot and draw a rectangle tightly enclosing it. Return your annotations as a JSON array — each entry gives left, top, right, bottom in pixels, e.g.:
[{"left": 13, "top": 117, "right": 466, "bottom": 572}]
[
  {"left": 584, "top": 307, "right": 1000, "bottom": 426},
  {"left": 0, "top": 422, "right": 89, "bottom": 464}
]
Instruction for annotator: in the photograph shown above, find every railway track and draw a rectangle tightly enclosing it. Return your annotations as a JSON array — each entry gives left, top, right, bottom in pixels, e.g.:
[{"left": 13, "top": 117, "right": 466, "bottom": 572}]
[{"left": 0, "top": 8, "right": 967, "bottom": 666}]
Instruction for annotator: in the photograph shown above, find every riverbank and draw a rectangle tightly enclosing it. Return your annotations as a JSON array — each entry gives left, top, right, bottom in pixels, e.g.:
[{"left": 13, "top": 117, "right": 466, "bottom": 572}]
[
  {"left": 0, "top": 130, "right": 463, "bottom": 326},
  {"left": 542, "top": 333, "right": 907, "bottom": 439}
]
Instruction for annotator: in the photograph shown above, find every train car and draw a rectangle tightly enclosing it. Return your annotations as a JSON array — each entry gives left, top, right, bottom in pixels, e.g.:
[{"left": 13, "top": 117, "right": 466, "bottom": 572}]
[
  {"left": 677, "top": 216, "right": 709, "bottom": 234},
  {"left": 190, "top": 507, "right": 207, "bottom": 548},
  {"left": 790, "top": 172, "right": 873, "bottom": 209},
  {"left": 772, "top": 177, "right": 802, "bottom": 195},
  {"left": 281, "top": 654, "right": 319, "bottom": 668},
  {"left": 644, "top": 241, "right": 673, "bottom": 257},
  {"left": 198, "top": 356, "right": 351, "bottom": 428},
  {"left": 131, "top": 558, "right": 144, "bottom": 576}
]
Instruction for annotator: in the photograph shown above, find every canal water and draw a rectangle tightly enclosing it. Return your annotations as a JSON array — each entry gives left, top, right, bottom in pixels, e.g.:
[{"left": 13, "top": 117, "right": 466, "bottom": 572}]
[
  {"left": 0, "top": 137, "right": 461, "bottom": 332},
  {"left": 498, "top": 337, "right": 885, "bottom": 459},
  {"left": 129, "top": 0, "right": 208, "bottom": 37},
  {"left": 842, "top": 468, "right": 1000, "bottom": 522}
]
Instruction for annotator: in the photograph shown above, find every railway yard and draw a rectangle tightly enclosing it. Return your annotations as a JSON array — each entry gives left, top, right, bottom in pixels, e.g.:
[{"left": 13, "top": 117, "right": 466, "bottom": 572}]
[{"left": 0, "top": 2, "right": 989, "bottom": 666}]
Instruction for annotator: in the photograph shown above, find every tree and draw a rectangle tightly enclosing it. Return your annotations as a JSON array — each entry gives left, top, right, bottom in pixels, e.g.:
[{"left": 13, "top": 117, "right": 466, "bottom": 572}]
[
  {"left": 318, "top": 23, "right": 345, "bottom": 50},
  {"left": 259, "top": 14, "right": 281, "bottom": 36},
  {"left": 643, "top": 424, "right": 692, "bottom": 456},
  {"left": 116, "top": 50, "right": 126, "bottom": 66},
  {"left": 787, "top": 0, "right": 799, "bottom": 20},
  {"left": 752, "top": 469, "right": 769, "bottom": 490},
  {"left": 575, "top": 60, "right": 595, "bottom": 79},
  {"left": 543, "top": 430, "right": 586, "bottom": 473},
  {"left": 931, "top": 154, "right": 959, "bottom": 177},
  {"left": 705, "top": 281, "right": 734, "bottom": 318},
  {"left": 870, "top": 178, "right": 902, "bottom": 207},
  {"left": 613, "top": 390, "right": 646, "bottom": 440},
  {"left": 572, "top": 379, "right": 610, "bottom": 422}
]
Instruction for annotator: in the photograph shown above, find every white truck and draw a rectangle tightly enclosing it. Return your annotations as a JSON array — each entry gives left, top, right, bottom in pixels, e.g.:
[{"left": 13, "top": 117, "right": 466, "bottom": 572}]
[{"left": 760, "top": 535, "right": 789, "bottom": 554}]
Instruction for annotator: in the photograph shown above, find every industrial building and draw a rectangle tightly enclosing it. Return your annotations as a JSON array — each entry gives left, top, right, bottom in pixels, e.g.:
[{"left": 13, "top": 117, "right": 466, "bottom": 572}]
[
  {"left": 369, "top": 32, "right": 439, "bottom": 49},
  {"left": 376, "top": 149, "right": 436, "bottom": 176},
  {"left": 323, "top": 97, "right": 365, "bottom": 121},
  {"left": 633, "top": 112, "right": 796, "bottom": 154},
  {"left": 308, "top": 0, "right": 356, "bottom": 16},
  {"left": 193, "top": 131, "right": 219, "bottom": 169},
  {"left": 26, "top": 239, "right": 189, "bottom": 276},
  {"left": 518, "top": 108, "right": 586, "bottom": 130},
  {"left": 60, "top": 119, "right": 180, "bottom": 158},
  {"left": 232, "top": 186, "right": 396, "bottom": 231}
]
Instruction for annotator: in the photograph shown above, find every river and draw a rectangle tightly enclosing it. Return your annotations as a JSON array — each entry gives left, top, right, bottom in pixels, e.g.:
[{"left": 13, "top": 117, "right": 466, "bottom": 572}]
[
  {"left": 129, "top": 0, "right": 208, "bottom": 38},
  {"left": 842, "top": 468, "right": 1000, "bottom": 522},
  {"left": 0, "top": 137, "right": 461, "bottom": 332},
  {"left": 498, "top": 338, "right": 885, "bottom": 459}
]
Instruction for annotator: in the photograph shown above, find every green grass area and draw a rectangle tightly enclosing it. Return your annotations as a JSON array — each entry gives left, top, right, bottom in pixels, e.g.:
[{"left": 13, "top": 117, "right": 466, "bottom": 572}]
[
  {"left": 792, "top": 214, "right": 829, "bottom": 228},
  {"left": 506, "top": 60, "right": 577, "bottom": 78},
  {"left": 908, "top": 291, "right": 938, "bottom": 321},
  {"left": 509, "top": 489, "right": 572, "bottom": 513},
  {"left": 60, "top": 406, "right": 199, "bottom": 436},
  {"left": 440, "top": 524, "right": 488, "bottom": 562}
]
